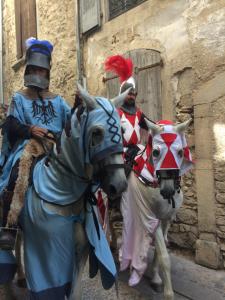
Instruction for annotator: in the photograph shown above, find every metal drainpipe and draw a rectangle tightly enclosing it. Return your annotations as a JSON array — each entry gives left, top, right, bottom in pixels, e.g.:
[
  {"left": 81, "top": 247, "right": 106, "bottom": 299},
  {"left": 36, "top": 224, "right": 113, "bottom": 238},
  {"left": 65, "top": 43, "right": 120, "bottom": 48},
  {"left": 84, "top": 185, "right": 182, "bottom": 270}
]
[
  {"left": 75, "top": 0, "right": 85, "bottom": 88},
  {"left": 0, "top": 0, "right": 3, "bottom": 105}
]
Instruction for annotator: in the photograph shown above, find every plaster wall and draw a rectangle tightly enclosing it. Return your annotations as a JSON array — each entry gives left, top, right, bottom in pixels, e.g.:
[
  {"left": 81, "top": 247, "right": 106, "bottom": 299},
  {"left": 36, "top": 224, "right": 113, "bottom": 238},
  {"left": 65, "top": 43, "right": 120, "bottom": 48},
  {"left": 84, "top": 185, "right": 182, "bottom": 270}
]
[{"left": 2, "top": 0, "right": 77, "bottom": 105}]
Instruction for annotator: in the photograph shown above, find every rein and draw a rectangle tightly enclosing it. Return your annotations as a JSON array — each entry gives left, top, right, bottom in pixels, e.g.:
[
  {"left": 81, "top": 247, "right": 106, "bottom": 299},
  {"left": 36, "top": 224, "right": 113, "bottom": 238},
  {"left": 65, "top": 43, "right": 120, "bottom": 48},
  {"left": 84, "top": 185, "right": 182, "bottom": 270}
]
[
  {"left": 35, "top": 131, "right": 91, "bottom": 183},
  {"left": 134, "top": 171, "right": 158, "bottom": 188},
  {"left": 124, "top": 144, "right": 147, "bottom": 178},
  {"left": 99, "top": 163, "right": 125, "bottom": 170},
  {"left": 167, "top": 196, "right": 176, "bottom": 209},
  {"left": 85, "top": 188, "right": 101, "bottom": 240},
  {"left": 51, "top": 154, "right": 91, "bottom": 183}
]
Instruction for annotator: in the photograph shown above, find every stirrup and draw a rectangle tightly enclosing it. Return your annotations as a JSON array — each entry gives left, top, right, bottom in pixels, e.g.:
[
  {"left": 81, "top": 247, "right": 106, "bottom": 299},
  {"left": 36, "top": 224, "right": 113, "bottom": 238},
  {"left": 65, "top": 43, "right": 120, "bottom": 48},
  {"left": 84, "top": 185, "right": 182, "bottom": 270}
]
[{"left": 0, "top": 227, "right": 18, "bottom": 251}]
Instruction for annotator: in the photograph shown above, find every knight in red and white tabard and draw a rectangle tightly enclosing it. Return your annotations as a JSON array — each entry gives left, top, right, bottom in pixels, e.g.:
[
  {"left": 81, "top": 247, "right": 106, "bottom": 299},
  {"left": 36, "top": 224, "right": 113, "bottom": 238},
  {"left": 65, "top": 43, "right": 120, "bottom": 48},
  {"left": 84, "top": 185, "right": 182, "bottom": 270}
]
[
  {"left": 104, "top": 55, "right": 159, "bottom": 287},
  {"left": 104, "top": 55, "right": 150, "bottom": 169},
  {"left": 97, "top": 55, "right": 152, "bottom": 234}
]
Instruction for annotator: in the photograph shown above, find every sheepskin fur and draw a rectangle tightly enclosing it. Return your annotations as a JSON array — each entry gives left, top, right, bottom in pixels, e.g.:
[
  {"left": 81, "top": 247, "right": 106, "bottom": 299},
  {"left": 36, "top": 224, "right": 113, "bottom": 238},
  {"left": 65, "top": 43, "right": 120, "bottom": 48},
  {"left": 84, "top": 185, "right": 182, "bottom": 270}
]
[{"left": 7, "top": 137, "right": 54, "bottom": 226}]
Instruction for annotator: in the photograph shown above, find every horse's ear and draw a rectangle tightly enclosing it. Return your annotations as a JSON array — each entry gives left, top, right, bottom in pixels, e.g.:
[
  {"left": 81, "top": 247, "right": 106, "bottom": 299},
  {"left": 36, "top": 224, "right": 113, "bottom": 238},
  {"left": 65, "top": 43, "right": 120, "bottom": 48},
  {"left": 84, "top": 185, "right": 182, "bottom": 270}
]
[
  {"left": 145, "top": 118, "right": 162, "bottom": 135},
  {"left": 174, "top": 118, "right": 192, "bottom": 133},
  {"left": 76, "top": 82, "right": 97, "bottom": 110},
  {"left": 110, "top": 87, "right": 132, "bottom": 108}
]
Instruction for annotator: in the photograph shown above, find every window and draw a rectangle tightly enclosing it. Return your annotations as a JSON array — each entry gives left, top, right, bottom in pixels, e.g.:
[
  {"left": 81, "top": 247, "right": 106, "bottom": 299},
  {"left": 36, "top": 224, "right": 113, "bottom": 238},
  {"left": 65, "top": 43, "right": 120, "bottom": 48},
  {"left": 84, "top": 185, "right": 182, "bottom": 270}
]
[
  {"left": 80, "top": 0, "right": 101, "bottom": 34},
  {"left": 108, "top": 0, "right": 146, "bottom": 20},
  {"left": 14, "top": 0, "right": 37, "bottom": 59}
]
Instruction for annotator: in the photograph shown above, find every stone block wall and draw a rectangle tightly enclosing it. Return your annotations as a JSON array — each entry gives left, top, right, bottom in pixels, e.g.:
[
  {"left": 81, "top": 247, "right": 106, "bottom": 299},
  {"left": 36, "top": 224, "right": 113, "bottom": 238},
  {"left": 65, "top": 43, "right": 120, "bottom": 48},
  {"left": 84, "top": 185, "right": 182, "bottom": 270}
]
[
  {"left": 2, "top": 0, "right": 23, "bottom": 102},
  {"left": 169, "top": 66, "right": 197, "bottom": 250},
  {"left": 212, "top": 91, "right": 225, "bottom": 268},
  {"left": 36, "top": 0, "right": 77, "bottom": 105},
  {"left": 2, "top": 0, "right": 77, "bottom": 106}
]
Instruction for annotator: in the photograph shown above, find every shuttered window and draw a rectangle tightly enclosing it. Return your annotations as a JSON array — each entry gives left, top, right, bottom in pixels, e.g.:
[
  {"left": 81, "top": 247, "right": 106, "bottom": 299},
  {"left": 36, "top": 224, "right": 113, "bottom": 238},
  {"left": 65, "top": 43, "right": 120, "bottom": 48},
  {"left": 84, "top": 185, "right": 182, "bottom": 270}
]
[
  {"left": 108, "top": 0, "right": 146, "bottom": 20},
  {"left": 80, "top": 0, "right": 101, "bottom": 34},
  {"left": 104, "top": 49, "right": 162, "bottom": 122},
  {"left": 15, "top": 0, "right": 37, "bottom": 59}
]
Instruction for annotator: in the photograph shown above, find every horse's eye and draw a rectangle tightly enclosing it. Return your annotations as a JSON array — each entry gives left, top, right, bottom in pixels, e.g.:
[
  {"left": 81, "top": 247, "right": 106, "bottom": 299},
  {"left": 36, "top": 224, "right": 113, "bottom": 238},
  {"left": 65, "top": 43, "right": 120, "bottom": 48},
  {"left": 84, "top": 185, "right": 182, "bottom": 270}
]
[
  {"left": 152, "top": 148, "right": 160, "bottom": 158},
  {"left": 91, "top": 127, "right": 105, "bottom": 147},
  {"left": 178, "top": 149, "right": 183, "bottom": 157}
]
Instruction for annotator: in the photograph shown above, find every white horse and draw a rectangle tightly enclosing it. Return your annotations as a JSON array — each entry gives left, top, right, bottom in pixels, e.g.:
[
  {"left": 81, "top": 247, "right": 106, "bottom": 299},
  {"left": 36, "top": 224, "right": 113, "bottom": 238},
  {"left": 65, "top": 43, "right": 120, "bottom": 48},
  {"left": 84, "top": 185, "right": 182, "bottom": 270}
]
[
  {"left": 119, "top": 119, "right": 193, "bottom": 300},
  {"left": 0, "top": 84, "right": 129, "bottom": 300}
]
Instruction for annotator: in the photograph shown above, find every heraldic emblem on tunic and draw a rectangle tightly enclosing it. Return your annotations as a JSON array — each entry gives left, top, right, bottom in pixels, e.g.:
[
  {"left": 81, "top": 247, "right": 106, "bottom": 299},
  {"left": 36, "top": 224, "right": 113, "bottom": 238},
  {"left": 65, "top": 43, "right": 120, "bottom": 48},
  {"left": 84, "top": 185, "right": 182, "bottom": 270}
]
[{"left": 32, "top": 100, "right": 57, "bottom": 125}]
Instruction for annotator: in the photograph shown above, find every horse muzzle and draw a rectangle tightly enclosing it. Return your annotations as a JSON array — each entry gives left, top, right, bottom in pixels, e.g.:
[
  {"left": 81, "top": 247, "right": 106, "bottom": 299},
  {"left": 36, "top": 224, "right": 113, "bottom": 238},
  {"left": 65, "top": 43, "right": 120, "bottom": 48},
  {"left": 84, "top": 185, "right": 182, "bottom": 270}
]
[
  {"left": 160, "top": 181, "right": 175, "bottom": 199},
  {"left": 100, "top": 165, "right": 127, "bottom": 198},
  {"left": 108, "top": 180, "right": 128, "bottom": 199},
  {"left": 95, "top": 153, "right": 128, "bottom": 198},
  {"left": 156, "top": 170, "right": 180, "bottom": 200}
]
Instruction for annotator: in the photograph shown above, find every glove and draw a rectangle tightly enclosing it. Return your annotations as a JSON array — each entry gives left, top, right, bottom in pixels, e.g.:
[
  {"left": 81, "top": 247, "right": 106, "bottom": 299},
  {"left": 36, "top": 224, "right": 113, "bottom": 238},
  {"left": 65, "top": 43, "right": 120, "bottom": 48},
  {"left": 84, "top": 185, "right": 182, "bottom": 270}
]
[
  {"left": 125, "top": 144, "right": 140, "bottom": 162},
  {"left": 121, "top": 123, "right": 126, "bottom": 135}
]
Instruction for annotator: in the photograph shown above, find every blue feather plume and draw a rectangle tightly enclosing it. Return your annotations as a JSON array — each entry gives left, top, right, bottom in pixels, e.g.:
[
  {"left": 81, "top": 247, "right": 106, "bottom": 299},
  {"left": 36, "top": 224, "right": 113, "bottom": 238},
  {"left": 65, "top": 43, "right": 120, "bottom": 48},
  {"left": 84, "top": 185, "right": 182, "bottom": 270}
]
[{"left": 25, "top": 37, "right": 53, "bottom": 56}]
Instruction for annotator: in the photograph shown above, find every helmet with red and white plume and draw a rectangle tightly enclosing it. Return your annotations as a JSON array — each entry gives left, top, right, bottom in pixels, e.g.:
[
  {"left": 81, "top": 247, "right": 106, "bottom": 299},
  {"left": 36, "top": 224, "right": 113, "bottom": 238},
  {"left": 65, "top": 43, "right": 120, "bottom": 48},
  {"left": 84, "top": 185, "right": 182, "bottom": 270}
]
[{"left": 104, "top": 55, "right": 136, "bottom": 94}]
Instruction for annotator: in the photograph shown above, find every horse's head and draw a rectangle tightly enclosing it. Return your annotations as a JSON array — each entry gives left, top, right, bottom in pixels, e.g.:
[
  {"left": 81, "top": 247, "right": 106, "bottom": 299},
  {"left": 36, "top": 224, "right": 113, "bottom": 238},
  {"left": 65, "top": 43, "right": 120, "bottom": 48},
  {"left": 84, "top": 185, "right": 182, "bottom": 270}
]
[
  {"left": 145, "top": 119, "right": 193, "bottom": 202},
  {"left": 70, "top": 83, "right": 129, "bottom": 199}
]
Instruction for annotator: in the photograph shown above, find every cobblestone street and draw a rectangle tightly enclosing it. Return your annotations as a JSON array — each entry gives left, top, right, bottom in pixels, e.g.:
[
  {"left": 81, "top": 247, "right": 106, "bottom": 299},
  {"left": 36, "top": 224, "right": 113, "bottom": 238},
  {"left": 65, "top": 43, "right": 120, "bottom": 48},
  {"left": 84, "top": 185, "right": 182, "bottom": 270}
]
[
  {"left": 0, "top": 264, "right": 187, "bottom": 300},
  {"left": 1, "top": 249, "right": 225, "bottom": 300},
  {"left": 1, "top": 248, "right": 225, "bottom": 300}
]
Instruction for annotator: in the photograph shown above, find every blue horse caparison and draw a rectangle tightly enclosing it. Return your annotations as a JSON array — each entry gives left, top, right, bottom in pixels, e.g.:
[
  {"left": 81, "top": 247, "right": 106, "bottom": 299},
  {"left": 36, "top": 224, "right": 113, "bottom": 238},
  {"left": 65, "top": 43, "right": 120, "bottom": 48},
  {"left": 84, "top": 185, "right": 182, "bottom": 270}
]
[{"left": 0, "top": 85, "right": 128, "bottom": 300}]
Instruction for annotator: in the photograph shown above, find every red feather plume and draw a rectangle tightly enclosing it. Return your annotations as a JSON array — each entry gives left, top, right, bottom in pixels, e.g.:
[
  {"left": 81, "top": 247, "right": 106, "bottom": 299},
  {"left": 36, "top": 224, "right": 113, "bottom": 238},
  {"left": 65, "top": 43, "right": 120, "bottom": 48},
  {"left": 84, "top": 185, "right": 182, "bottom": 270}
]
[{"left": 104, "top": 55, "right": 133, "bottom": 83}]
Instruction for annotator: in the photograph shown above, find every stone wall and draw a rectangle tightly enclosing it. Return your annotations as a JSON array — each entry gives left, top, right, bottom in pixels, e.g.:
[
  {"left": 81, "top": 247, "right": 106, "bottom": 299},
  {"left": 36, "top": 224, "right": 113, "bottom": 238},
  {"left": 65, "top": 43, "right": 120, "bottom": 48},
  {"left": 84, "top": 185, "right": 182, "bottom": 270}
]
[
  {"left": 169, "top": 67, "right": 197, "bottom": 250},
  {"left": 36, "top": 0, "right": 77, "bottom": 104},
  {"left": 2, "top": 0, "right": 22, "bottom": 102},
  {"left": 2, "top": 0, "right": 77, "bottom": 106},
  {"left": 212, "top": 89, "right": 225, "bottom": 268}
]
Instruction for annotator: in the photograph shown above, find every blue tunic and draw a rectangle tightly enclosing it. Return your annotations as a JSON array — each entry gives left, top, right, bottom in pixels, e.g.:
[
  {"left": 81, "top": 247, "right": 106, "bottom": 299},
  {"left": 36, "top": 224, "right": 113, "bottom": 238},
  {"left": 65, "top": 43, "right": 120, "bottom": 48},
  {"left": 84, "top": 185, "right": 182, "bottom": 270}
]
[{"left": 0, "top": 91, "right": 71, "bottom": 195}]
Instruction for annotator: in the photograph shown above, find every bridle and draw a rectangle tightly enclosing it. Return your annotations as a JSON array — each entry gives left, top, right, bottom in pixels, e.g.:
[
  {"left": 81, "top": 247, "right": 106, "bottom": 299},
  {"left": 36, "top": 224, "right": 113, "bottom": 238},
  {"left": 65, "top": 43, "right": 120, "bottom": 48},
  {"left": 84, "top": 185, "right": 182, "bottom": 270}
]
[
  {"left": 156, "top": 170, "right": 181, "bottom": 208},
  {"left": 93, "top": 159, "right": 125, "bottom": 183},
  {"left": 49, "top": 101, "right": 126, "bottom": 185},
  {"left": 81, "top": 99, "right": 126, "bottom": 180}
]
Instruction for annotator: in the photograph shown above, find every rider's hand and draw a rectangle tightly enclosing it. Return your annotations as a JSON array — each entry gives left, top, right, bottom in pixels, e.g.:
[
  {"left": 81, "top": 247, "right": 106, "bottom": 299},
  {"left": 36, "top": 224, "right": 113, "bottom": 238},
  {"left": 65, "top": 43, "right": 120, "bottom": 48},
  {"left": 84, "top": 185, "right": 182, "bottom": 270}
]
[
  {"left": 30, "top": 126, "right": 48, "bottom": 138},
  {"left": 121, "top": 123, "right": 126, "bottom": 134}
]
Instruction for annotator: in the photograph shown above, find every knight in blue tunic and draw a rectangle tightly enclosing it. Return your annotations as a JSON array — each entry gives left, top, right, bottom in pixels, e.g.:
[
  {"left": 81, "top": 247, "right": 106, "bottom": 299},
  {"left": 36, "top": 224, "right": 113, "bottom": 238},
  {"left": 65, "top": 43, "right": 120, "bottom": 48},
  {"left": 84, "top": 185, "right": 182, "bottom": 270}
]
[{"left": 0, "top": 37, "right": 71, "bottom": 250}]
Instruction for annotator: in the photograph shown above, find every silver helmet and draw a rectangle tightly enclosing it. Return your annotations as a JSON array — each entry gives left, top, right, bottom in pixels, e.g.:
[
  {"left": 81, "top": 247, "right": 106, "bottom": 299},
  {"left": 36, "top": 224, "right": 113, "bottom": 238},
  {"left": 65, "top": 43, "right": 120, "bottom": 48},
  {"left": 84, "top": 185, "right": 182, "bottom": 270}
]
[{"left": 119, "top": 76, "right": 136, "bottom": 94}]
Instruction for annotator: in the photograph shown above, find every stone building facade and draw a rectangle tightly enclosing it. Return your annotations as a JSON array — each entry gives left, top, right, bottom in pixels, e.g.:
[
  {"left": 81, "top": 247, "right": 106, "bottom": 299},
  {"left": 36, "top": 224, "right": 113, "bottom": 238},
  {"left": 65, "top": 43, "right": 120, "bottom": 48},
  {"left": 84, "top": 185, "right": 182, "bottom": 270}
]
[{"left": 2, "top": 0, "right": 225, "bottom": 269}]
